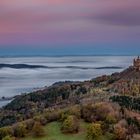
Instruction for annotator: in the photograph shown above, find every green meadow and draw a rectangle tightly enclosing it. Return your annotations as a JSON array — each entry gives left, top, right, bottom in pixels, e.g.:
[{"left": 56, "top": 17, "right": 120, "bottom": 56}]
[{"left": 22, "top": 121, "right": 114, "bottom": 140}]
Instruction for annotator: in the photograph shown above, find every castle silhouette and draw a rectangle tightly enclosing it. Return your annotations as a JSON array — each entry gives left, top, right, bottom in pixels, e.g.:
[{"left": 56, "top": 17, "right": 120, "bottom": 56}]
[{"left": 133, "top": 56, "right": 140, "bottom": 71}]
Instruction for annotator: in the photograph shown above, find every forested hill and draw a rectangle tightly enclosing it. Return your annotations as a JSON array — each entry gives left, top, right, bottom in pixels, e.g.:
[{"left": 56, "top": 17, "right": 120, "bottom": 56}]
[
  {"left": 0, "top": 73, "right": 117, "bottom": 127},
  {"left": 1, "top": 65, "right": 140, "bottom": 127}
]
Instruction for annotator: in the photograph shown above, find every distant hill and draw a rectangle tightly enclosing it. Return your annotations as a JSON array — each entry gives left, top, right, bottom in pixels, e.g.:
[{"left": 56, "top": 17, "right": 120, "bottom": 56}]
[
  {"left": 0, "top": 64, "right": 46, "bottom": 69},
  {"left": 0, "top": 63, "right": 123, "bottom": 70}
]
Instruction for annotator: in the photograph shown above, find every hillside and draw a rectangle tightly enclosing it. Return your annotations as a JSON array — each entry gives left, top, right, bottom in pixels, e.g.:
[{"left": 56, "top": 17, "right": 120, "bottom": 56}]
[
  {"left": 113, "top": 66, "right": 140, "bottom": 80},
  {"left": 110, "top": 66, "right": 140, "bottom": 96},
  {"left": 21, "top": 121, "right": 114, "bottom": 140},
  {"left": 1, "top": 63, "right": 140, "bottom": 127},
  {"left": 0, "top": 58, "right": 140, "bottom": 140}
]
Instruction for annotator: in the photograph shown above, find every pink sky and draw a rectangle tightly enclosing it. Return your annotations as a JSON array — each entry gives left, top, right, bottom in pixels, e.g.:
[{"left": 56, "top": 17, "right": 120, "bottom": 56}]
[{"left": 0, "top": 0, "right": 140, "bottom": 46}]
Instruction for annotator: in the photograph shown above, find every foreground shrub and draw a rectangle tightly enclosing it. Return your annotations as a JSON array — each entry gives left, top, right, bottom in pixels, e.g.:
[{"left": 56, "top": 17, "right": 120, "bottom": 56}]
[
  {"left": 114, "top": 122, "right": 127, "bottom": 140},
  {"left": 60, "top": 106, "right": 81, "bottom": 122},
  {"left": 105, "top": 114, "right": 117, "bottom": 124},
  {"left": 81, "top": 104, "right": 96, "bottom": 122},
  {"left": 82, "top": 103, "right": 119, "bottom": 123},
  {"left": 2, "top": 136, "right": 16, "bottom": 140},
  {"left": 32, "top": 121, "right": 45, "bottom": 137},
  {"left": 61, "top": 115, "right": 79, "bottom": 133},
  {"left": 13, "top": 123, "right": 26, "bottom": 137},
  {"left": 45, "top": 110, "right": 61, "bottom": 122},
  {"left": 68, "top": 105, "right": 81, "bottom": 119},
  {"left": 0, "top": 127, "right": 13, "bottom": 140},
  {"left": 33, "top": 116, "right": 47, "bottom": 125},
  {"left": 87, "top": 123, "right": 102, "bottom": 140},
  {"left": 24, "top": 119, "right": 35, "bottom": 131},
  {"left": 60, "top": 111, "right": 69, "bottom": 122}
]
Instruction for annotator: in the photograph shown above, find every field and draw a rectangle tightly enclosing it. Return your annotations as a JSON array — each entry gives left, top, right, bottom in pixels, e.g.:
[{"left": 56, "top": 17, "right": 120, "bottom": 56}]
[{"left": 22, "top": 121, "right": 114, "bottom": 140}]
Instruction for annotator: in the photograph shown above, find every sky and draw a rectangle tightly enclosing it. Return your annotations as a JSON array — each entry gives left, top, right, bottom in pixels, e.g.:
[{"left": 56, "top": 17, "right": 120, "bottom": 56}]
[{"left": 0, "top": 0, "right": 140, "bottom": 56}]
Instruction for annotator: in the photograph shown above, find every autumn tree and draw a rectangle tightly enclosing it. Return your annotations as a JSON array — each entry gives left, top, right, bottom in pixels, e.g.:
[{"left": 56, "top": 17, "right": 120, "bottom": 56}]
[
  {"left": 2, "top": 136, "right": 16, "bottom": 140},
  {"left": 13, "top": 123, "right": 26, "bottom": 137},
  {"left": 33, "top": 116, "right": 47, "bottom": 126},
  {"left": 0, "top": 127, "right": 12, "bottom": 140},
  {"left": 32, "top": 121, "right": 45, "bottom": 137},
  {"left": 132, "top": 84, "right": 139, "bottom": 96},
  {"left": 68, "top": 105, "right": 81, "bottom": 119},
  {"left": 61, "top": 115, "right": 79, "bottom": 133},
  {"left": 114, "top": 123, "right": 127, "bottom": 140},
  {"left": 24, "top": 119, "right": 35, "bottom": 131},
  {"left": 87, "top": 123, "right": 102, "bottom": 140},
  {"left": 105, "top": 114, "right": 117, "bottom": 124}
]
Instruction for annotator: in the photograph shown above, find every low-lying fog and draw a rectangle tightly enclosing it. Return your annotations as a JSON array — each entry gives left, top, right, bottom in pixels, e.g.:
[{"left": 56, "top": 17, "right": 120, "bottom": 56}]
[{"left": 0, "top": 56, "right": 133, "bottom": 98}]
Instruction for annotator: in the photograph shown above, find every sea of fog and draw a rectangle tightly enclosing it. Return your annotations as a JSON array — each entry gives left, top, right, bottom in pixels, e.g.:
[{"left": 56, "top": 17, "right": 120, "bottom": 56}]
[{"left": 0, "top": 56, "right": 134, "bottom": 101}]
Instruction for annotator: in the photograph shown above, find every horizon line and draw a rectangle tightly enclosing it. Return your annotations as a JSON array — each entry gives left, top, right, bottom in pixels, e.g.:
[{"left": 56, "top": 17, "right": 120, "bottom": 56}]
[{"left": 0, "top": 54, "right": 138, "bottom": 58}]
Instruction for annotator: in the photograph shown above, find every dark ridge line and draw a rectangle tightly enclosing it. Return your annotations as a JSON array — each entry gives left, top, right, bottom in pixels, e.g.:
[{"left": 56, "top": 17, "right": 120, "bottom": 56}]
[
  {"left": 0, "top": 64, "right": 46, "bottom": 69},
  {"left": 0, "top": 63, "right": 123, "bottom": 70}
]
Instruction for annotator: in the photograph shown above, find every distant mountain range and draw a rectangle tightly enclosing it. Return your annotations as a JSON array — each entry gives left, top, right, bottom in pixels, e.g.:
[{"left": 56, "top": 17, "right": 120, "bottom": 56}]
[
  {"left": 0, "top": 64, "right": 46, "bottom": 69},
  {"left": 0, "top": 63, "right": 123, "bottom": 70}
]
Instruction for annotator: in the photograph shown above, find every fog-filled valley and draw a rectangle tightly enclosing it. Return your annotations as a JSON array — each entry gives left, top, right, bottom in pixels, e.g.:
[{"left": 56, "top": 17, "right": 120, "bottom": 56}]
[{"left": 0, "top": 56, "right": 133, "bottom": 98}]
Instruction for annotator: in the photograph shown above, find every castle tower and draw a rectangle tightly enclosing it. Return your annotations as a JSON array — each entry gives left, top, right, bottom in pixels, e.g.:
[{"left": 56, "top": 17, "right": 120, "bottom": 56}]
[{"left": 133, "top": 56, "right": 140, "bottom": 71}]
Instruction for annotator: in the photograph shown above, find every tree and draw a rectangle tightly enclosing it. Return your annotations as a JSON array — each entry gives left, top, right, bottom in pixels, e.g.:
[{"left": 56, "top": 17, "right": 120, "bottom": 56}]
[
  {"left": 0, "top": 127, "right": 12, "bottom": 140},
  {"left": 24, "top": 119, "right": 35, "bottom": 131},
  {"left": 68, "top": 105, "right": 81, "bottom": 119},
  {"left": 2, "top": 136, "right": 15, "bottom": 140},
  {"left": 87, "top": 123, "right": 102, "bottom": 140},
  {"left": 132, "top": 84, "right": 139, "bottom": 96},
  {"left": 14, "top": 123, "right": 26, "bottom": 137},
  {"left": 81, "top": 104, "right": 96, "bottom": 122},
  {"left": 114, "top": 124, "right": 127, "bottom": 140},
  {"left": 33, "top": 116, "right": 47, "bottom": 126},
  {"left": 105, "top": 114, "right": 117, "bottom": 124},
  {"left": 61, "top": 115, "right": 79, "bottom": 133},
  {"left": 32, "top": 121, "right": 45, "bottom": 137},
  {"left": 45, "top": 110, "right": 61, "bottom": 122}
]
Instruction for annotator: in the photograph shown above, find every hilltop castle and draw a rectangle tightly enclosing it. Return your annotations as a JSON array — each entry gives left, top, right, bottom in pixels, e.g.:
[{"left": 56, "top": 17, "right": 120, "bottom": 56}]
[
  {"left": 133, "top": 56, "right": 140, "bottom": 71},
  {"left": 112, "top": 56, "right": 140, "bottom": 96}
]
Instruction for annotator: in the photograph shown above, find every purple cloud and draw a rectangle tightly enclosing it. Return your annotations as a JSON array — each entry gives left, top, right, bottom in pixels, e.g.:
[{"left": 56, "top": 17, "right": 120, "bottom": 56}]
[
  {"left": 90, "top": 1, "right": 140, "bottom": 26},
  {"left": 0, "top": 0, "right": 140, "bottom": 46}
]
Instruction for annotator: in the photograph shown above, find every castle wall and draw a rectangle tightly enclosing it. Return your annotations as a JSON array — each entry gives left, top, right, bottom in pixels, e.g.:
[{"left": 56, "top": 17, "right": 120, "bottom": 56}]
[{"left": 133, "top": 57, "right": 140, "bottom": 71}]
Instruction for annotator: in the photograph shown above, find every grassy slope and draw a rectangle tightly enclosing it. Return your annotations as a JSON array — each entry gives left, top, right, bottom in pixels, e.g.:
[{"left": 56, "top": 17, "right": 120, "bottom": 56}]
[{"left": 22, "top": 121, "right": 113, "bottom": 140}]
